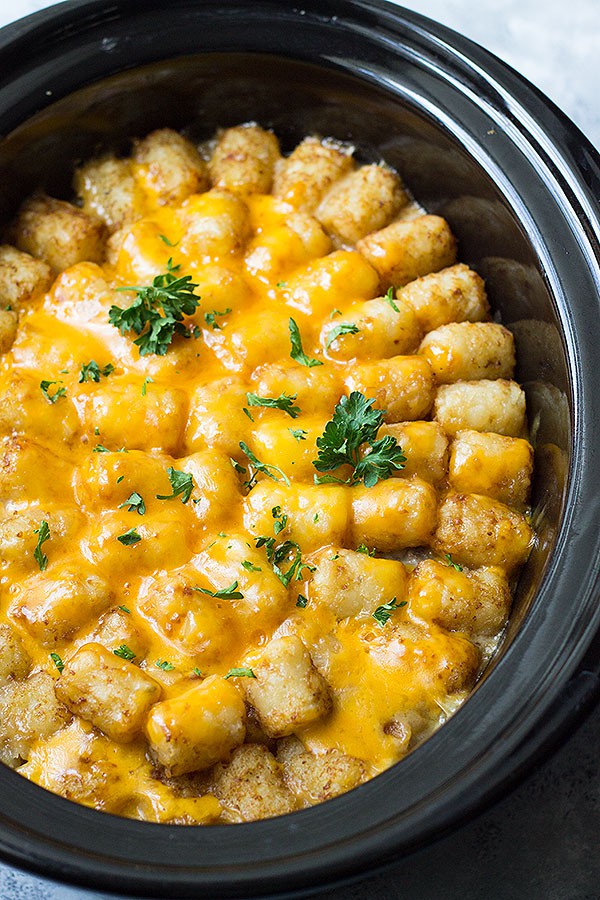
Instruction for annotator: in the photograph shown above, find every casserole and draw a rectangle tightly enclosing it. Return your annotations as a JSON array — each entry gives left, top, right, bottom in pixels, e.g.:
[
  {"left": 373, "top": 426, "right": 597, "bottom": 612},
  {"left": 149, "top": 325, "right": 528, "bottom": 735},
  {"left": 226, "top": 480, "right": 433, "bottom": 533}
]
[{"left": 0, "top": 0, "right": 598, "bottom": 896}]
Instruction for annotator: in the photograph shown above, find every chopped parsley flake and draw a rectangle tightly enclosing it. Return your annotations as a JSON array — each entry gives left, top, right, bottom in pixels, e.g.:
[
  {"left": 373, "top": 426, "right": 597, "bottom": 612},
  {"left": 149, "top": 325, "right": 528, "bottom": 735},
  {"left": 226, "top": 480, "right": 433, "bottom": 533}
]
[
  {"left": 246, "top": 391, "right": 301, "bottom": 419},
  {"left": 204, "top": 307, "right": 232, "bottom": 329},
  {"left": 50, "top": 652, "right": 64, "bottom": 674},
  {"left": 289, "top": 317, "right": 323, "bottom": 367},
  {"left": 192, "top": 667, "right": 204, "bottom": 678},
  {"left": 141, "top": 376, "right": 154, "bottom": 396},
  {"left": 224, "top": 667, "right": 256, "bottom": 680},
  {"left": 239, "top": 441, "right": 290, "bottom": 489},
  {"left": 118, "top": 605, "right": 131, "bottom": 614},
  {"left": 289, "top": 428, "right": 308, "bottom": 442},
  {"left": 156, "top": 467, "right": 194, "bottom": 504},
  {"left": 383, "top": 287, "right": 400, "bottom": 313},
  {"left": 117, "top": 527, "right": 141, "bottom": 546},
  {"left": 33, "top": 520, "right": 50, "bottom": 571},
  {"left": 271, "top": 505, "right": 288, "bottom": 535},
  {"left": 193, "top": 580, "right": 244, "bottom": 599},
  {"left": 79, "top": 360, "right": 114, "bottom": 383},
  {"left": 295, "top": 593, "right": 308, "bottom": 608},
  {"left": 40, "top": 380, "right": 66, "bottom": 404},
  {"left": 113, "top": 644, "right": 136, "bottom": 661},
  {"left": 444, "top": 553, "right": 464, "bottom": 572},
  {"left": 155, "top": 659, "right": 175, "bottom": 671},
  {"left": 242, "top": 560, "right": 262, "bottom": 572},
  {"left": 372, "top": 597, "right": 407, "bottom": 627},
  {"left": 118, "top": 491, "right": 146, "bottom": 515},
  {"left": 356, "top": 543, "right": 376, "bottom": 556},
  {"left": 325, "top": 322, "right": 359, "bottom": 349}
]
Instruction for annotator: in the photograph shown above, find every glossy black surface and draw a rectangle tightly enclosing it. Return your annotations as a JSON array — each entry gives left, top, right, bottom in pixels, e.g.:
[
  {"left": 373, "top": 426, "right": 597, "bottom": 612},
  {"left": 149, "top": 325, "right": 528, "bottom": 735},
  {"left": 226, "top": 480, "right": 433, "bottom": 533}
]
[{"left": 0, "top": 1, "right": 599, "bottom": 897}]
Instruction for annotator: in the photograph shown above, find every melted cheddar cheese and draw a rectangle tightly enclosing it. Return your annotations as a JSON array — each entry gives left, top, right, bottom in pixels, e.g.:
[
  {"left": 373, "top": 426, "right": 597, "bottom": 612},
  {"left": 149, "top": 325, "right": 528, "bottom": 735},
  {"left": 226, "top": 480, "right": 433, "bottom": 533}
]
[{"left": 0, "top": 125, "right": 534, "bottom": 823}]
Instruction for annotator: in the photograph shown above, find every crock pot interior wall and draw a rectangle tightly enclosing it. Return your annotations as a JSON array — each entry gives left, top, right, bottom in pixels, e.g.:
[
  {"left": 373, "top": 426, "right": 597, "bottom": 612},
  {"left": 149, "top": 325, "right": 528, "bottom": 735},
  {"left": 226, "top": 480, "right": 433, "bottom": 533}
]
[{"left": 0, "top": 52, "right": 567, "bottom": 648}]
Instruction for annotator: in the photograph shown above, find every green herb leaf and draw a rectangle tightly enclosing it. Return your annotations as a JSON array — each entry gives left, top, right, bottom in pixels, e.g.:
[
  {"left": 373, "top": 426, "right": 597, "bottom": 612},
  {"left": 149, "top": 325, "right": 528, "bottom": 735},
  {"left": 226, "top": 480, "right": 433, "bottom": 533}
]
[
  {"left": 114, "top": 643, "right": 136, "bottom": 661},
  {"left": 289, "top": 428, "right": 308, "bottom": 442},
  {"left": 118, "top": 491, "right": 146, "bottom": 515},
  {"left": 158, "top": 234, "right": 179, "bottom": 247},
  {"left": 116, "top": 475, "right": 125, "bottom": 484},
  {"left": 295, "top": 593, "right": 308, "bottom": 608},
  {"left": 204, "top": 307, "right": 232, "bottom": 330},
  {"left": 50, "top": 652, "right": 64, "bottom": 673},
  {"left": 230, "top": 458, "right": 247, "bottom": 474},
  {"left": 242, "top": 406, "right": 254, "bottom": 422},
  {"left": 156, "top": 467, "right": 194, "bottom": 504},
  {"left": 40, "top": 380, "right": 66, "bottom": 404},
  {"left": 254, "top": 536, "right": 314, "bottom": 588},
  {"left": 444, "top": 553, "right": 464, "bottom": 572},
  {"left": 109, "top": 259, "right": 200, "bottom": 356},
  {"left": 372, "top": 597, "right": 407, "bottom": 627},
  {"left": 271, "top": 505, "right": 288, "bottom": 535},
  {"left": 246, "top": 391, "right": 301, "bottom": 419},
  {"left": 224, "top": 667, "right": 256, "bottom": 680},
  {"left": 325, "top": 322, "right": 359, "bottom": 350},
  {"left": 356, "top": 543, "right": 376, "bottom": 556},
  {"left": 118, "top": 605, "right": 131, "bottom": 614},
  {"left": 155, "top": 659, "right": 175, "bottom": 671},
  {"left": 289, "top": 317, "right": 323, "bottom": 368},
  {"left": 239, "top": 441, "right": 290, "bottom": 489},
  {"left": 93, "top": 444, "right": 128, "bottom": 454},
  {"left": 383, "top": 286, "right": 400, "bottom": 313},
  {"left": 79, "top": 360, "right": 114, "bottom": 383},
  {"left": 313, "top": 391, "right": 406, "bottom": 487},
  {"left": 242, "top": 560, "right": 262, "bottom": 572},
  {"left": 141, "top": 376, "right": 154, "bottom": 396},
  {"left": 192, "top": 667, "right": 203, "bottom": 678},
  {"left": 33, "top": 520, "right": 50, "bottom": 571},
  {"left": 117, "top": 527, "right": 141, "bottom": 546},
  {"left": 193, "top": 580, "right": 244, "bottom": 599}
]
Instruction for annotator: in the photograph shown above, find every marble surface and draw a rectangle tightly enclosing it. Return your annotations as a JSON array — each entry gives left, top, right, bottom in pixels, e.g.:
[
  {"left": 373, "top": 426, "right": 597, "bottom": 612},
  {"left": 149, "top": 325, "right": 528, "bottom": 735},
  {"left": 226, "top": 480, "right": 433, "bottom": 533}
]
[{"left": 0, "top": 1, "right": 599, "bottom": 898}]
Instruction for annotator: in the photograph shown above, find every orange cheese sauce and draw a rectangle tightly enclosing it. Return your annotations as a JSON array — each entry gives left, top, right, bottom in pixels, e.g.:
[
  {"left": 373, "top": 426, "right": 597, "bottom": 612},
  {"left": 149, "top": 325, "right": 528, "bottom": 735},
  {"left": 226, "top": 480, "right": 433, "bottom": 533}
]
[{"left": 0, "top": 134, "right": 532, "bottom": 823}]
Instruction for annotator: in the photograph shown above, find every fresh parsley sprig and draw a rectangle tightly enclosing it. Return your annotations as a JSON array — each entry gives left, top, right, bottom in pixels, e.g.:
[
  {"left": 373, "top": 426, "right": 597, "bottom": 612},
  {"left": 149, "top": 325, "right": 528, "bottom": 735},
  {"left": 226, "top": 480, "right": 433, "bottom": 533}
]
[
  {"left": 193, "top": 581, "right": 244, "bottom": 600},
  {"left": 109, "top": 259, "right": 200, "bottom": 356},
  {"left": 246, "top": 392, "right": 301, "bottom": 419},
  {"left": 254, "top": 535, "right": 314, "bottom": 588},
  {"left": 372, "top": 597, "right": 407, "bottom": 627},
  {"left": 289, "top": 317, "right": 323, "bottom": 367},
  {"left": 313, "top": 391, "right": 406, "bottom": 488},
  {"left": 325, "top": 322, "right": 359, "bottom": 350}
]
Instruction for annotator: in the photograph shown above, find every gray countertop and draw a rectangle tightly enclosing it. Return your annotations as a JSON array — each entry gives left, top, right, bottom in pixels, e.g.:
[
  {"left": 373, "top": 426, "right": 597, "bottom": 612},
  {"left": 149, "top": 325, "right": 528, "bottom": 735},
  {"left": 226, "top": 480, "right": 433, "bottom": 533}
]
[{"left": 0, "top": 1, "right": 598, "bottom": 898}]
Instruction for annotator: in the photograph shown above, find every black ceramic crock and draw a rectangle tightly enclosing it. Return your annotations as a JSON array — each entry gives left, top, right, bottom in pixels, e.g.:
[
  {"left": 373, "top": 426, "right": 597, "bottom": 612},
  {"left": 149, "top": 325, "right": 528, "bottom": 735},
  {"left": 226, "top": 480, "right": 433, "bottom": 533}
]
[{"left": 0, "top": 1, "right": 599, "bottom": 897}]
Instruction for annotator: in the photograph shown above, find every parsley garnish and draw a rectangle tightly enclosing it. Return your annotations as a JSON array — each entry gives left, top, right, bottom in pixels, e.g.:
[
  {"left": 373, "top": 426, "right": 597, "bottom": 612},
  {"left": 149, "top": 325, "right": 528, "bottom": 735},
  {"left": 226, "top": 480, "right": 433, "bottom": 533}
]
[
  {"left": 224, "top": 667, "right": 256, "bottom": 680},
  {"left": 296, "top": 593, "right": 308, "bottom": 608},
  {"left": 239, "top": 441, "right": 290, "bottom": 489},
  {"left": 79, "top": 360, "right": 114, "bottom": 383},
  {"left": 40, "top": 380, "right": 66, "bottom": 404},
  {"left": 372, "top": 597, "right": 407, "bottom": 627},
  {"left": 230, "top": 458, "right": 247, "bottom": 474},
  {"left": 254, "top": 536, "right": 314, "bottom": 588},
  {"left": 445, "top": 553, "right": 464, "bottom": 572},
  {"left": 158, "top": 234, "right": 179, "bottom": 247},
  {"left": 116, "top": 475, "right": 124, "bottom": 484},
  {"left": 50, "top": 652, "right": 64, "bottom": 673},
  {"left": 246, "top": 392, "right": 301, "bottom": 419},
  {"left": 118, "top": 605, "right": 131, "bottom": 614},
  {"left": 118, "top": 491, "right": 146, "bottom": 515},
  {"left": 156, "top": 467, "right": 194, "bottom": 504},
  {"left": 193, "top": 580, "right": 244, "bottom": 599},
  {"left": 192, "top": 667, "right": 204, "bottom": 678},
  {"left": 289, "top": 317, "right": 323, "bottom": 367},
  {"left": 242, "top": 560, "right": 262, "bottom": 572},
  {"left": 109, "top": 259, "right": 200, "bottom": 356},
  {"left": 289, "top": 428, "right": 308, "bottom": 441},
  {"left": 33, "top": 520, "right": 50, "bottom": 571},
  {"left": 155, "top": 659, "right": 175, "bottom": 671},
  {"left": 313, "top": 391, "right": 406, "bottom": 488},
  {"left": 204, "top": 307, "right": 232, "bottom": 330},
  {"left": 326, "top": 322, "right": 359, "bottom": 349},
  {"left": 383, "top": 286, "right": 400, "bottom": 313},
  {"left": 141, "top": 376, "right": 154, "bottom": 396},
  {"left": 356, "top": 543, "right": 376, "bottom": 556},
  {"left": 117, "top": 527, "right": 141, "bottom": 546},
  {"left": 93, "top": 444, "right": 128, "bottom": 454},
  {"left": 114, "top": 644, "right": 136, "bottom": 661},
  {"left": 242, "top": 406, "right": 254, "bottom": 422},
  {"left": 271, "top": 505, "right": 288, "bottom": 535}
]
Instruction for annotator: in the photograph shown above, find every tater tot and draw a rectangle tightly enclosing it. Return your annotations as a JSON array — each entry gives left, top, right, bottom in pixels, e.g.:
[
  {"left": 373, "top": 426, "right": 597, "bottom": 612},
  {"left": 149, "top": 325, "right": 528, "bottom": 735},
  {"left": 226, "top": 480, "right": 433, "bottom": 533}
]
[
  {"left": 350, "top": 477, "right": 438, "bottom": 552},
  {"left": 55, "top": 643, "right": 161, "bottom": 743},
  {"left": 449, "top": 429, "right": 534, "bottom": 508},
  {"left": 0, "top": 308, "right": 18, "bottom": 354},
  {"left": 0, "top": 624, "right": 30, "bottom": 684},
  {"left": 251, "top": 362, "right": 342, "bottom": 418},
  {"left": 244, "top": 482, "right": 351, "bottom": 552},
  {"left": 177, "top": 189, "right": 250, "bottom": 259},
  {"left": 209, "top": 124, "right": 280, "bottom": 195},
  {"left": 133, "top": 128, "right": 209, "bottom": 206},
  {"left": 0, "top": 244, "right": 52, "bottom": 308},
  {"left": 345, "top": 355, "right": 435, "bottom": 422},
  {"left": 213, "top": 744, "right": 296, "bottom": 821},
  {"left": 185, "top": 378, "right": 251, "bottom": 458},
  {"left": 356, "top": 214, "right": 457, "bottom": 288},
  {"left": 244, "top": 635, "right": 332, "bottom": 738},
  {"left": 145, "top": 675, "right": 246, "bottom": 776},
  {"left": 283, "top": 249, "right": 379, "bottom": 318},
  {"left": 316, "top": 163, "right": 408, "bottom": 245},
  {"left": 419, "top": 321, "right": 515, "bottom": 383},
  {"left": 273, "top": 137, "right": 354, "bottom": 211},
  {"left": 434, "top": 493, "right": 533, "bottom": 572},
  {"left": 310, "top": 548, "right": 409, "bottom": 619},
  {"left": 74, "top": 155, "right": 141, "bottom": 232},
  {"left": 434, "top": 379, "right": 527, "bottom": 437},
  {"left": 398, "top": 263, "right": 489, "bottom": 332},
  {"left": 320, "top": 296, "right": 421, "bottom": 360},
  {"left": 378, "top": 420, "right": 449, "bottom": 483},
  {"left": 407, "top": 559, "right": 512, "bottom": 643},
  {"left": 248, "top": 416, "right": 326, "bottom": 483},
  {"left": 12, "top": 195, "right": 105, "bottom": 271}
]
